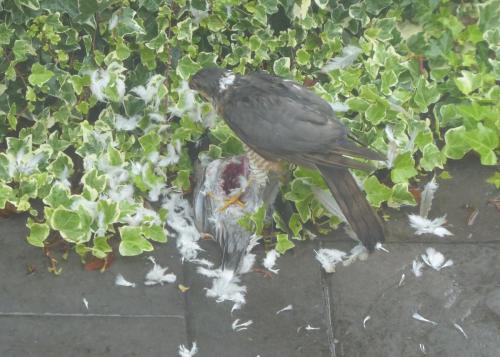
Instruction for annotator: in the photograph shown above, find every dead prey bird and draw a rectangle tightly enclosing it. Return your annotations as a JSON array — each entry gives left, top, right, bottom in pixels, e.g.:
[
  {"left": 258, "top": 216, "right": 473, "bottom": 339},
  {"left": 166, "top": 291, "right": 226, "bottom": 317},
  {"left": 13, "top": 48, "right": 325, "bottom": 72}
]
[
  {"left": 190, "top": 67, "right": 384, "bottom": 251},
  {"left": 193, "top": 155, "right": 280, "bottom": 272}
]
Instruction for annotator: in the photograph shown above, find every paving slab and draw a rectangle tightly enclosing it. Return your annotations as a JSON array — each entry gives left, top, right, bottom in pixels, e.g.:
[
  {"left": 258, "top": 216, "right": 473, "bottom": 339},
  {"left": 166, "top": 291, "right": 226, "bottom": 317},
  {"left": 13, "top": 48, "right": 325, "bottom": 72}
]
[
  {"left": 0, "top": 213, "right": 187, "bottom": 356},
  {"left": 386, "top": 156, "right": 499, "bottom": 244},
  {"left": 0, "top": 154, "right": 497, "bottom": 357},
  {"left": 183, "top": 239, "right": 334, "bottom": 357},
  {"left": 323, "top": 241, "right": 500, "bottom": 357},
  {"left": 0, "top": 316, "right": 185, "bottom": 357}
]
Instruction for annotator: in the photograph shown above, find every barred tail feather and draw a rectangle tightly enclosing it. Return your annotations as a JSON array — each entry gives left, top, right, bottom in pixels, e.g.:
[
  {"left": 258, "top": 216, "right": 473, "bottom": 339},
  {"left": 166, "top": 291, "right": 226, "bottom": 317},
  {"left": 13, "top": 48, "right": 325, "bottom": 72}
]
[{"left": 316, "top": 164, "right": 384, "bottom": 251}]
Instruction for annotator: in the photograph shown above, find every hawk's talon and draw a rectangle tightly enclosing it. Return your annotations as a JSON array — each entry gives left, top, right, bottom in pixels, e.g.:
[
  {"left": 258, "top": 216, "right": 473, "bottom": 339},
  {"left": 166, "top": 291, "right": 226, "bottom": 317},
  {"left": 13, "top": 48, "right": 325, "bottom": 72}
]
[{"left": 218, "top": 191, "right": 245, "bottom": 212}]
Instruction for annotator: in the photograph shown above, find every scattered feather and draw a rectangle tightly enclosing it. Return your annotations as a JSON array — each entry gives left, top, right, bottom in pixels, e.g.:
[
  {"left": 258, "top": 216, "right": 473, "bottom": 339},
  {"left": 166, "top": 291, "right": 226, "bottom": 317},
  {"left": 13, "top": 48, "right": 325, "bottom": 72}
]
[
  {"left": 398, "top": 273, "right": 406, "bottom": 287},
  {"left": 321, "top": 45, "right": 362, "bottom": 72},
  {"left": 419, "top": 343, "right": 427, "bottom": 354},
  {"left": 89, "top": 63, "right": 126, "bottom": 102},
  {"left": 419, "top": 177, "right": 438, "bottom": 218},
  {"left": 115, "top": 274, "right": 136, "bottom": 287},
  {"left": 385, "top": 126, "right": 400, "bottom": 169},
  {"left": 131, "top": 75, "right": 165, "bottom": 109},
  {"left": 115, "top": 114, "right": 140, "bottom": 131},
  {"left": 197, "top": 267, "right": 247, "bottom": 310},
  {"left": 239, "top": 252, "right": 257, "bottom": 275},
  {"left": 409, "top": 215, "right": 453, "bottom": 237},
  {"left": 232, "top": 319, "right": 253, "bottom": 331},
  {"left": 363, "top": 315, "right": 371, "bottom": 329},
  {"left": 305, "top": 324, "right": 321, "bottom": 331},
  {"left": 276, "top": 304, "right": 293, "bottom": 315},
  {"left": 83, "top": 298, "right": 89, "bottom": 310},
  {"left": 375, "top": 242, "right": 389, "bottom": 253},
  {"left": 262, "top": 249, "right": 280, "bottom": 274},
  {"left": 189, "top": 258, "right": 214, "bottom": 268},
  {"left": 162, "top": 193, "right": 202, "bottom": 262},
  {"left": 467, "top": 207, "right": 479, "bottom": 226},
  {"left": 343, "top": 244, "right": 369, "bottom": 266},
  {"left": 145, "top": 257, "right": 177, "bottom": 286},
  {"left": 178, "top": 342, "right": 198, "bottom": 357},
  {"left": 90, "top": 69, "right": 110, "bottom": 102},
  {"left": 330, "top": 102, "right": 350, "bottom": 112},
  {"left": 108, "top": 14, "right": 118, "bottom": 31},
  {"left": 412, "top": 312, "right": 438, "bottom": 326},
  {"left": 315, "top": 248, "right": 347, "bottom": 273},
  {"left": 312, "top": 187, "right": 347, "bottom": 223},
  {"left": 453, "top": 323, "right": 468, "bottom": 339},
  {"left": 412, "top": 260, "right": 424, "bottom": 277},
  {"left": 421, "top": 247, "right": 453, "bottom": 271},
  {"left": 158, "top": 141, "right": 182, "bottom": 167}
]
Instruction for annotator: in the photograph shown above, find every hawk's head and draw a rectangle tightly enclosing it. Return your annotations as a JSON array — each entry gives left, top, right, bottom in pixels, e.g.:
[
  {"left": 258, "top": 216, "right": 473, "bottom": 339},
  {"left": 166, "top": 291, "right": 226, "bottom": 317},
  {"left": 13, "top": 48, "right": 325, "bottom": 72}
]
[{"left": 189, "top": 67, "right": 235, "bottom": 101}]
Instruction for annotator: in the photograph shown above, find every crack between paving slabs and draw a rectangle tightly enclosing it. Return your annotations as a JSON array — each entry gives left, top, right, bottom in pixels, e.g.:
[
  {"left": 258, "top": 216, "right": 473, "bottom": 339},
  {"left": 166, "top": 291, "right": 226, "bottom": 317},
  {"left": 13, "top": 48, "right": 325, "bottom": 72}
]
[
  {"left": 0, "top": 312, "right": 184, "bottom": 318},
  {"left": 319, "top": 240, "right": 338, "bottom": 357}
]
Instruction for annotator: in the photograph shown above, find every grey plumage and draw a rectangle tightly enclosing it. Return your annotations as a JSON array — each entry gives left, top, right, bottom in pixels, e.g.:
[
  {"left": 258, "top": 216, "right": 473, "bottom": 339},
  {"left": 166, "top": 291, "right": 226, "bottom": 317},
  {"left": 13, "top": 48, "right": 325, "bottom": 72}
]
[
  {"left": 190, "top": 67, "right": 385, "bottom": 251},
  {"left": 193, "top": 155, "right": 280, "bottom": 272}
]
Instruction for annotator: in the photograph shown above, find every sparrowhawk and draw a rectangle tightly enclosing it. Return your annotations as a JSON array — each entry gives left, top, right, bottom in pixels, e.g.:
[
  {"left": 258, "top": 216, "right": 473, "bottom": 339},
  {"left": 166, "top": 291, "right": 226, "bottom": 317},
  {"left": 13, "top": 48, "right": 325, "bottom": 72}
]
[{"left": 189, "top": 67, "right": 385, "bottom": 251}]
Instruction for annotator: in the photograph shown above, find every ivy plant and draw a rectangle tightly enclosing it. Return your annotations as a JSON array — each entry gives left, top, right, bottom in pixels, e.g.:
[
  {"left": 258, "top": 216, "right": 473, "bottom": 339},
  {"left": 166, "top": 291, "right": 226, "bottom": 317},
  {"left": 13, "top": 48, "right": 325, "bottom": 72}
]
[{"left": 0, "top": 0, "right": 498, "bottom": 261}]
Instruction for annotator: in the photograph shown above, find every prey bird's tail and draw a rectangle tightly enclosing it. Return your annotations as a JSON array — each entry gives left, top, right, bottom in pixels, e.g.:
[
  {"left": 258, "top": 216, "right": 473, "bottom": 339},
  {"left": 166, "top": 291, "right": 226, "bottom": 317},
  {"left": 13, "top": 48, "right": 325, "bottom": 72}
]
[{"left": 316, "top": 164, "right": 384, "bottom": 251}]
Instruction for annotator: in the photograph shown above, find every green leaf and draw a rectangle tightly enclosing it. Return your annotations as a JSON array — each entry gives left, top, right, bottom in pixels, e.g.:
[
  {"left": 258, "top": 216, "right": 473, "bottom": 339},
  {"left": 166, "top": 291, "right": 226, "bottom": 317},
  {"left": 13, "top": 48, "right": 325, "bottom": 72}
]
[
  {"left": 97, "top": 200, "right": 119, "bottom": 225},
  {"left": 462, "top": 124, "right": 498, "bottom": 165},
  {"left": 486, "top": 172, "right": 500, "bottom": 188},
  {"left": 107, "top": 146, "right": 123, "bottom": 166},
  {"left": 380, "top": 70, "right": 397, "bottom": 95},
  {"left": 454, "top": 71, "right": 482, "bottom": 95},
  {"left": 272, "top": 211, "right": 288, "bottom": 232},
  {"left": 26, "top": 219, "right": 50, "bottom": 248},
  {"left": 439, "top": 171, "right": 453, "bottom": 180},
  {"left": 142, "top": 224, "right": 167, "bottom": 243},
  {"left": 82, "top": 169, "right": 107, "bottom": 192},
  {"left": 43, "top": 183, "right": 72, "bottom": 208},
  {"left": 364, "top": 176, "right": 392, "bottom": 208},
  {"left": 176, "top": 56, "right": 202, "bottom": 80},
  {"left": 205, "top": 15, "right": 225, "bottom": 32},
  {"left": 14, "top": 0, "right": 40, "bottom": 10},
  {"left": 296, "top": 48, "right": 310, "bottom": 66},
  {"left": 13, "top": 40, "right": 36, "bottom": 62},
  {"left": 140, "top": 47, "right": 156, "bottom": 70},
  {"left": 275, "top": 233, "right": 295, "bottom": 254},
  {"left": 139, "top": 132, "right": 161, "bottom": 155},
  {"left": 284, "top": 178, "right": 312, "bottom": 202},
  {"left": 0, "top": 183, "right": 14, "bottom": 209},
  {"left": 115, "top": 42, "right": 132, "bottom": 60},
  {"left": 346, "top": 97, "right": 369, "bottom": 112},
  {"left": 50, "top": 207, "right": 89, "bottom": 243},
  {"left": 295, "top": 199, "right": 311, "bottom": 222},
  {"left": 273, "top": 57, "right": 290, "bottom": 77},
  {"left": 176, "top": 18, "right": 194, "bottom": 42},
  {"left": 389, "top": 183, "right": 416, "bottom": 207},
  {"left": 28, "top": 63, "right": 54, "bottom": 87},
  {"left": 391, "top": 152, "right": 418, "bottom": 184},
  {"left": 0, "top": 24, "right": 13, "bottom": 45},
  {"left": 413, "top": 78, "right": 441, "bottom": 113},
  {"left": 443, "top": 126, "right": 470, "bottom": 160},
  {"left": 119, "top": 226, "right": 154, "bottom": 256},
  {"left": 288, "top": 213, "right": 302, "bottom": 237},
  {"left": 313, "top": 0, "right": 329, "bottom": 10},
  {"left": 365, "top": 102, "right": 386, "bottom": 125},
  {"left": 92, "top": 236, "right": 112, "bottom": 258},
  {"left": 112, "top": 9, "right": 146, "bottom": 37},
  {"left": 420, "top": 143, "right": 446, "bottom": 171}
]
